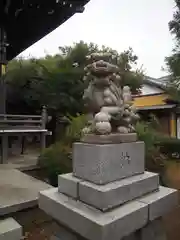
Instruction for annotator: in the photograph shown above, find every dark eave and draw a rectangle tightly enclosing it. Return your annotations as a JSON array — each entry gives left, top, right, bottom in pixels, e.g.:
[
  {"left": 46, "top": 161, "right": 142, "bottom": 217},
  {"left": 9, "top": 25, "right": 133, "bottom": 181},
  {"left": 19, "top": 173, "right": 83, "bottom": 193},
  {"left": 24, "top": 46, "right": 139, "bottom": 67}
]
[{"left": 0, "top": 0, "right": 90, "bottom": 60}]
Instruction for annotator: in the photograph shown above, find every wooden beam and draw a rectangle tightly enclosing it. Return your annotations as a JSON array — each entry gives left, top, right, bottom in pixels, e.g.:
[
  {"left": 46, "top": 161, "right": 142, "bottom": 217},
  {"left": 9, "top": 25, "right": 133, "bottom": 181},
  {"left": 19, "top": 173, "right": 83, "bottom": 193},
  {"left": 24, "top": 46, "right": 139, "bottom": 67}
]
[{"left": 170, "top": 112, "right": 176, "bottom": 138}]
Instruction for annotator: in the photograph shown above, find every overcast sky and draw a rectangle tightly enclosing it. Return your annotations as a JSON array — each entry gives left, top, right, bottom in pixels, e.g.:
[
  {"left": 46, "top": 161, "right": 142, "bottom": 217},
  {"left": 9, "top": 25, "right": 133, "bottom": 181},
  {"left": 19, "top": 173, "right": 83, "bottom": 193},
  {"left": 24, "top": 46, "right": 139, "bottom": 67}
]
[{"left": 20, "top": 0, "right": 175, "bottom": 78}]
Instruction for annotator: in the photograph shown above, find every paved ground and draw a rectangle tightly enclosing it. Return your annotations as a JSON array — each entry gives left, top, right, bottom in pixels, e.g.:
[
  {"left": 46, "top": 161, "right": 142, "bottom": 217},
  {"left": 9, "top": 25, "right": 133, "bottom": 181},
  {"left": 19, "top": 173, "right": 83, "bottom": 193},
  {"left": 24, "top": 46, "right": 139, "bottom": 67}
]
[
  {"left": 0, "top": 145, "right": 53, "bottom": 239},
  {"left": 14, "top": 208, "right": 55, "bottom": 240},
  {"left": 1, "top": 146, "right": 40, "bottom": 170},
  {"left": 2, "top": 152, "right": 39, "bottom": 171},
  {"left": 0, "top": 168, "right": 51, "bottom": 216}
]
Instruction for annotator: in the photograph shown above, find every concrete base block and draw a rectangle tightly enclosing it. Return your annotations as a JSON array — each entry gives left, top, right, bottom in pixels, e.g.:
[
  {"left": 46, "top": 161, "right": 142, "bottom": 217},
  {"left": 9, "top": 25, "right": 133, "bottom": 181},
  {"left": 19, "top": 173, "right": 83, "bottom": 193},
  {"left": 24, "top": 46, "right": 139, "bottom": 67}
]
[
  {"left": 39, "top": 188, "right": 148, "bottom": 240},
  {"left": 79, "top": 172, "right": 159, "bottom": 211},
  {"left": 51, "top": 224, "right": 79, "bottom": 240},
  {"left": 58, "top": 174, "right": 83, "bottom": 199},
  {"left": 73, "top": 142, "right": 145, "bottom": 184},
  {"left": 138, "top": 186, "right": 178, "bottom": 221},
  {"left": 140, "top": 218, "right": 167, "bottom": 240},
  {"left": 0, "top": 218, "right": 22, "bottom": 240},
  {"left": 51, "top": 222, "right": 167, "bottom": 240},
  {"left": 122, "top": 234, "right": 138, "bottom": 240},
  {"left": 122, "top": 219, "right": 167, "bottom": 240},
  {"left": 81, "top": 133, "right": 137, "bottom": 144}
]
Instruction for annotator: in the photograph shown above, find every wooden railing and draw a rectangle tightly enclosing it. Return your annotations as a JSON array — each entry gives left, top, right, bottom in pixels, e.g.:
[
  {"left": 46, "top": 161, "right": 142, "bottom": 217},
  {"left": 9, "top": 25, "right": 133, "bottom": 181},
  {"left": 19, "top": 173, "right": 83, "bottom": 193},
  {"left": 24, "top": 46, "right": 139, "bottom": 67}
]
[
  {"left": 0, "top": 115, "right": 42, "bottom": 129},
  {"left": 0, "top": 106, "right": 47, "bottom": 130},
  {"left": 0, "top": 106, "right": 48, "bottom": 163}
]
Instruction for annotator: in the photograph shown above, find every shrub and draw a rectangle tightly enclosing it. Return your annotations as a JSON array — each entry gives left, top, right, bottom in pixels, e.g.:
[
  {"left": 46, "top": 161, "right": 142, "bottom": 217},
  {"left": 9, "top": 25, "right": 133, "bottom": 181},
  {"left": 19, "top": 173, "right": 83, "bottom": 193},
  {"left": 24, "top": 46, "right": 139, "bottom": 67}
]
[
  {"left": 38, "top": 114, "right": 88, "bottom": 186},
  {"left": 135, "top": 121, "right": 166, "bottom": 174},
  {"left": 157, "top": 137, "right": 180, "bottom": 159},
  {"left": 65, "top": 114, "right": 88, "bottom": 144},
  {"left": 38, "top": 143, "right": 72, "bottom": 186}
]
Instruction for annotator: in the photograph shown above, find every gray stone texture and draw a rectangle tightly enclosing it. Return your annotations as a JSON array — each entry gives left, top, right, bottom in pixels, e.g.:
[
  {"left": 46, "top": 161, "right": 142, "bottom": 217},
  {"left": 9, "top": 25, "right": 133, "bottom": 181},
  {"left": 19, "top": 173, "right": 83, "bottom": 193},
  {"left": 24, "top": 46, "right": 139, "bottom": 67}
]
[
  {"left": 122, "top": 218, "right": 167, "bottom": 240},
  {"left": 73, "top": 142, "right": 145, "bottom": 185},
  {"left": 39, "top": 188, "right": 148, "bottom": 240},
  {"left": 81, "top": 133, "right": 137, "bottom": 144},
  {"left": 58, "top": 174, "right": 83, "bottom": 199},
  {"left": 0, "top": 169, "right": 51, "bottom": 216},
  {"left": 0, "top": 218, "right": 22, "bottom": 240},
  {"left": 79, "top": 172, "right": 159, "bottom": 211},
  {"left": 39, "top": 140, "right": 177, "bottom": 240},
  {"left": 51, "top": 223, "right": 163, "bottom": 240},
  {"left": 122, "top": 233, "right": 139, "bottom": 240},
  {"left": 140, "top": 218, "right": 167, "bottom": 240},
  {"left": 51, "top": 224, "right": 79, "bottom": 240},
  {"left": 138, "top": 186, "right": 178, "bottom": 221}
]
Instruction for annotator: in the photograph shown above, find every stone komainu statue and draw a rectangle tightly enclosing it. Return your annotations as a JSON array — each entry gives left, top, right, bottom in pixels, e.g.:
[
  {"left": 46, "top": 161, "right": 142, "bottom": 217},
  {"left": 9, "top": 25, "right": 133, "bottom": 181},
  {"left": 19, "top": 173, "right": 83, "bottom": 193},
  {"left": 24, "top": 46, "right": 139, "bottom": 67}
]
[{"left": 82, "top": 52, "right": 139, "bottom": 136}]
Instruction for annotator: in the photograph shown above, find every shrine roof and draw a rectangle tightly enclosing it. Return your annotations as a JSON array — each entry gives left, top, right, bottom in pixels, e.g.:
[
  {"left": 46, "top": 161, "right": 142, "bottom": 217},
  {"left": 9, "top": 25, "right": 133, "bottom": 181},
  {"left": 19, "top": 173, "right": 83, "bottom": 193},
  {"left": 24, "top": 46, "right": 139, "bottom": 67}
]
[{"left": 0, "top": 0, "right": 89, "bottom": 60}]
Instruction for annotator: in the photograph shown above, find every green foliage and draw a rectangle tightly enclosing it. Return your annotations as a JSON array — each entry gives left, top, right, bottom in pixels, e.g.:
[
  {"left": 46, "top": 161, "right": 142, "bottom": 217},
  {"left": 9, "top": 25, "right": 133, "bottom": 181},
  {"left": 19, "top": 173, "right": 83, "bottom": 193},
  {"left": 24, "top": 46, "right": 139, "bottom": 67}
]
[
  {"left": 165, "top": 0, "right": 180, "bottom": 99},
  {"left": 6, "top": 56, "right": 84, "bottom": 115},
  {"left": 136, "top": 121, "right": 157, "bottom": 151},
  {"left": 118, "top": 48, "right": 143, "bottom": 94},
  {"left": 38, "top": 114, "right": 87, "bottom": 186},
  {"left": 65, "top": 114, "right": 88, "bottom": 144},
  {"left": 168, "top": 0, "right": 180, "bottom": 40},
  {"left": 165, "top": 52, "right": 180, "bottom": 77},
  {"left": 136, "top": 121, "right": 166, "bottom": 173},
  {"left": 6, "top": 41, "right": 143, "bottom": 115},
  {"left": 6, "top": 59, "right": 44, "bottom": 113},
  {"left": 157, "top": 137, "right": 180, "bottom": 159},
  {"left": 59, "top": 41, "right": 99, "bottom": 68},
  {"left": 38, "top": 143, "right": 72, "bottom": 186}
]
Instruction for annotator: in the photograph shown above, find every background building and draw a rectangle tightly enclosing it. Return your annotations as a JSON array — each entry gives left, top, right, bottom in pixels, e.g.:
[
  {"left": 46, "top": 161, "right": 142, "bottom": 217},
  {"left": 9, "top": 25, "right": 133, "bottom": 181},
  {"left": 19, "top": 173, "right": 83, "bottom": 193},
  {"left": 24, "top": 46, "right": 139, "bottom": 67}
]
[{"left": 133, "top": 76, "right": 179, "bottom": 138}]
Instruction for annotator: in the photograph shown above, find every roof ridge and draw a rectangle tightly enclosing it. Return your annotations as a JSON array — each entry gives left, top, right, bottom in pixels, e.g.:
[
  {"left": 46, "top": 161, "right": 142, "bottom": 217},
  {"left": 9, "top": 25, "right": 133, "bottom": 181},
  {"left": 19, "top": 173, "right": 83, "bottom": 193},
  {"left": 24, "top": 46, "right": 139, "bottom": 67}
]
[{"left": 143, "top": 76, "right": 169, "bottom": 91}]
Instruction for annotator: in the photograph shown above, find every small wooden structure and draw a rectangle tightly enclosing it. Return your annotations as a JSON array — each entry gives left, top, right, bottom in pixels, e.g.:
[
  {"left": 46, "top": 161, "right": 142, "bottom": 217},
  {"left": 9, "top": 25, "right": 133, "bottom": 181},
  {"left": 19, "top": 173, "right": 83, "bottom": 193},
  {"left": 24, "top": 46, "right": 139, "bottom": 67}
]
[{"left": 0, "top": 106, "right": 48, "bottom": 163}]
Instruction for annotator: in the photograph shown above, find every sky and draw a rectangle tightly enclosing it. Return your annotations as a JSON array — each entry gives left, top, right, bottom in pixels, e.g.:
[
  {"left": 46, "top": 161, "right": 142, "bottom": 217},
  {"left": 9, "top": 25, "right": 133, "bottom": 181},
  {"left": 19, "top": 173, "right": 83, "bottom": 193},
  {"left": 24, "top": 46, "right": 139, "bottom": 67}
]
[{"left": 20, "top": 0, "right": 175, "bottom": 78}]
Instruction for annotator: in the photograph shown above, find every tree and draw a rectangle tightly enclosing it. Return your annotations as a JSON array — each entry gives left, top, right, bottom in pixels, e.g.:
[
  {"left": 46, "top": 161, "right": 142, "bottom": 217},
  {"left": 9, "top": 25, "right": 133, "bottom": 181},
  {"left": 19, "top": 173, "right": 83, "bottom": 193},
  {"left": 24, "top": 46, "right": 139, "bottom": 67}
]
[
  {"left": 58, "top": 42, "right": 143, "bottom": 94},
  {"left": 6, "top": 59, "right": 43, "bottom": 114},
  {"left": 169, "top": 0, "right": 180, "bottom": 40},
  {"left": 6, "top": 57, "right": 84, "bottom": 115},
  {"left": 165, "top": 0, "right": 180, "bottom": 77},
  {"left": 164, "top": 0, "right": 180, "bottom": 101},
  {"left": 6, "top": 41, "right": 143, "bottom": 116},
  {"left": 118, "top": 48, "right": 143, "bottom": 94}
]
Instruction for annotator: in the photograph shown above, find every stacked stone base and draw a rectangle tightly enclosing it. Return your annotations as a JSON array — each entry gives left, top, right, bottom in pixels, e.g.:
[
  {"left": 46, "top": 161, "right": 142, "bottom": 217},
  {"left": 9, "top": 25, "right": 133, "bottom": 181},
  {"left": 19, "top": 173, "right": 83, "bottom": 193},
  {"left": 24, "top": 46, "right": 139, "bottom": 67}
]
[
  {"left": 0, "top": 218, "right": 22, "bottom": 240},
  {"left": 39, "top": 141, "right": 178, "bottom": 240}
]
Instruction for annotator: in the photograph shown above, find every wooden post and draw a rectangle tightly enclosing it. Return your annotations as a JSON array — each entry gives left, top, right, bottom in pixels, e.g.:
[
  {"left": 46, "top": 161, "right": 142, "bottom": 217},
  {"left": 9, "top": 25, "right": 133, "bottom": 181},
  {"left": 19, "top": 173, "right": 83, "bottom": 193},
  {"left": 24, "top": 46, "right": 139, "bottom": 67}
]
[
  {"left": 0, "top": 27, "right": 7, "bottom": 114},
  {"left": 41, "top": 106, "right": 47, "bottom": 129},
  {"left": 1, "top": 134, "right": 8, "bottom": 163},
  {"left": 40, "top": 106, "right": 47, "bottom": 151},
  {"left": 40, "top": 132, "right": 46, "bottom": 150},
  {"left": 20, "top": 136, "right": 26, "bottom": 155},
  {"left": 0, "top": 27, "right": 8, "bottom": 163},
  {"left": 170, "top": 112, "right": 176, "bottom": 138}
]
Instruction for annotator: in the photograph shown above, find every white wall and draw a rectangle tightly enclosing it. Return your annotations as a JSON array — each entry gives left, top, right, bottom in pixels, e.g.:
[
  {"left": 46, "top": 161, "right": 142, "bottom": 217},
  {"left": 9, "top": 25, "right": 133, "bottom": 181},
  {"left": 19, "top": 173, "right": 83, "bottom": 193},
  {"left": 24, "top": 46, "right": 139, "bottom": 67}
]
[{"left": 139, "top": 84, "right": 164, "bottom": 96}]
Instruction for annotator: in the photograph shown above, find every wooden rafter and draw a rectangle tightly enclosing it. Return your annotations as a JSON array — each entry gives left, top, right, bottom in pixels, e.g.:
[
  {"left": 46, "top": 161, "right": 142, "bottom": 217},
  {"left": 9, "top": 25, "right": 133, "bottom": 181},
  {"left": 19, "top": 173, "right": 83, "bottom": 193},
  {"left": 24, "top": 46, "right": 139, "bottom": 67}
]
[{"left": 0, "top": 0, "right": 90, "bottom": 60}]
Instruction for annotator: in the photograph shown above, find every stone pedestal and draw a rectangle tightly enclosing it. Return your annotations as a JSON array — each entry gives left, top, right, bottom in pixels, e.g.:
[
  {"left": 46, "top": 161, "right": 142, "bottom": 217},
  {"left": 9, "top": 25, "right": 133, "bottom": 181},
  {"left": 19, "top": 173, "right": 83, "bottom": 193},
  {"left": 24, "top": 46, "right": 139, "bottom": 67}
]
[
  {"left": 73, "top": 142, "right": 144, "bottom": 184},
  {"left": 39, "top": 141, "right": 178, "bottom": 240},
  {"left": 123, "top": 218, "right": 167, "bottom": 240},
  {"left": 0, "top": 218, "right": 22, "bottom": 240}
]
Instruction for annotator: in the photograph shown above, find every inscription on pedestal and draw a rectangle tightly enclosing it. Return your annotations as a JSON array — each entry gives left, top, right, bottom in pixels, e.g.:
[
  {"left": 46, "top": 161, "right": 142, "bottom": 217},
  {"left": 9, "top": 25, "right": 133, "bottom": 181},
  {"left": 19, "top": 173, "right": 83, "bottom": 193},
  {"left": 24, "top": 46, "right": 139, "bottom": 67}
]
[
  {"left": 73, "top": 142, "right": 145, "bottom": 185},
  {"left": 119, "top": 152, "right": 131, "bottom": 168}
]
